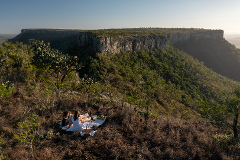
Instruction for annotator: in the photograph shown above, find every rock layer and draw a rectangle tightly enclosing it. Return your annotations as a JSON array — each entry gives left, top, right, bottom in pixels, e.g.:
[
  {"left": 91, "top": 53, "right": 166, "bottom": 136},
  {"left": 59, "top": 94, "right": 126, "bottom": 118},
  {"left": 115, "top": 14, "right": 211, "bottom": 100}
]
[{"left": 78, "top": 33, "right": 167, "bottom": 54}]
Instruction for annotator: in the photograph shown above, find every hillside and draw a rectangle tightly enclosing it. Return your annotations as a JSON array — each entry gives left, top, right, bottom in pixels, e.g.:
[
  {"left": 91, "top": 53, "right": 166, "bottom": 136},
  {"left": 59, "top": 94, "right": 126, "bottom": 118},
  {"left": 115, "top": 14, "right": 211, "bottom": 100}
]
[
  {"left": 9, "top": 30, "right": 79, "bottom": 52},
  {"left": 1, "top": 91, "right": 237, "bottom": 159},
  {"left": 1, "top": 28, "right": 240, "bottom": 159},
  {"left": 173, "top": 38, "right": 240, "bottom": 82}
]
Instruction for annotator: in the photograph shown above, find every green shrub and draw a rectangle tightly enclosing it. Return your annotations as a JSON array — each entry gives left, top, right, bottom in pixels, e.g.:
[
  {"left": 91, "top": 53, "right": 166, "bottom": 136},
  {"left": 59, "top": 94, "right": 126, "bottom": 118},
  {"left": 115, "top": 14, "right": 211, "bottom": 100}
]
[
  {"left": 0, "top": 133, "right": 6, "bottom": 160},
  {"left": 0, "top": 41, "right": 33, "bottom": 82},
  {"left": 213, "top": 133, "right": 240, "bottom": 149},
  {"left": 0, "top": 81, "right": 14, "bottom": 97}
]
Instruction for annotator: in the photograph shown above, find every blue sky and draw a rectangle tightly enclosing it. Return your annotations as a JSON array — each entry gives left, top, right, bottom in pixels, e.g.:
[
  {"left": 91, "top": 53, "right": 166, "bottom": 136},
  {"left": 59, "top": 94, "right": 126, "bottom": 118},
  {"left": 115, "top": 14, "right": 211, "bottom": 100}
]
[{"left": 1, "top": 0, "right": 240, "bottom": 35}]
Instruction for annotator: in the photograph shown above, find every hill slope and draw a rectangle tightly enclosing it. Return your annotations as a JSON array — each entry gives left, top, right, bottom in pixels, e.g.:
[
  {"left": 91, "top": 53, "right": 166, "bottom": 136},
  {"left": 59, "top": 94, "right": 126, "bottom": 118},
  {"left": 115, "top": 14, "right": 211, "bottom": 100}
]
[
  {"left": 173, "top": 38, "right": 240, "bottom": 82},
  {"left": 1, "top": 36, "right": 240, "bottom": 159}
]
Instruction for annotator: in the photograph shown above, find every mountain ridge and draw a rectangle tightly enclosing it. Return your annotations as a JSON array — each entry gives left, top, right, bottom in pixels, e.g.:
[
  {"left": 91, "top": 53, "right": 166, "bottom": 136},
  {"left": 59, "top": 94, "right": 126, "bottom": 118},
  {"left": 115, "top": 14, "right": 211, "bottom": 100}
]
[{"left": 9, "top": 28, "right": 223, "bottom": 53}]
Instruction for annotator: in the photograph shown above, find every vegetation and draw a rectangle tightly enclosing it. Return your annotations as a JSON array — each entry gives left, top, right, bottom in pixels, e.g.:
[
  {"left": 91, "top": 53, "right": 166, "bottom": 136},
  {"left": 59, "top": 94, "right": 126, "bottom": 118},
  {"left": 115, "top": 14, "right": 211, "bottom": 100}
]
[
  {"left": 88, "top": 46, "right": 240, "bottom": 118},
  {"left": 30, "top": 40, "right": 82, "bottom": 83},
  {"left": 173, "top": 38, "right": 240, "bottom": 81},
  {"left": 197, "top": 87, "right": 240, "bottom": 138},
  {"left": 85, "top": 27, "right": 217, "bottom": 38},
  {"left": 21, "top": 27, "right": 219, "bottom": 38},
  {"left": 1, "top": 31, "right": 240, "bottom": 159}
]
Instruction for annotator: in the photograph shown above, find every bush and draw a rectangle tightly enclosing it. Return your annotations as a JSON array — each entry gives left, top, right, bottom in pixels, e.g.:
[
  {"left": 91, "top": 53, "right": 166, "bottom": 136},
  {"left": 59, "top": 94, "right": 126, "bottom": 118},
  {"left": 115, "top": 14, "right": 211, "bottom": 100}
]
[
  {"left": 214, "top": 133, "right": 240, "bottom": 149},
  {"left": 30, "top": 40, "right": 81, "bottom": 83},
  {"left": 0, "top": 81, "right": 14, "bottom": 97}
]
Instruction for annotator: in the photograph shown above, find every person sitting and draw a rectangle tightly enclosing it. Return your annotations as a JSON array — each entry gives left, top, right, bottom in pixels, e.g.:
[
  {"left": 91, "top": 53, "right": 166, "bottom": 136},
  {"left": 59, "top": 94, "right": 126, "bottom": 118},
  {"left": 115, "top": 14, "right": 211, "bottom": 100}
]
[
  {"left": 62, "top": 111, "right": 73, "bottom": 128},
  {"left": 66, "top": 111, "right": 89, "bottom": 132}
]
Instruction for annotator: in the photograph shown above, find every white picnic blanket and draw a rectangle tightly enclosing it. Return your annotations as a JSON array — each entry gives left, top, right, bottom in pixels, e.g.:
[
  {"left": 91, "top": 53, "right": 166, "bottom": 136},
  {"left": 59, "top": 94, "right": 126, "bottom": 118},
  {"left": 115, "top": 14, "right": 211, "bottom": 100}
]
[
  {"left": 59, "top": 113, "right": 106, "bottom": 137},
  {"left": 86, "top": 115, "right": 106, "bottom": 127}
]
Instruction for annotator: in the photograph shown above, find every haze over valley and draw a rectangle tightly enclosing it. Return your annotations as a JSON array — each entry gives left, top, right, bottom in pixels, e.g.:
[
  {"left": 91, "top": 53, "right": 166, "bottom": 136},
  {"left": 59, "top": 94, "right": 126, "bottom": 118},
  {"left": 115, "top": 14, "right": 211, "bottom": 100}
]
[{"left": 224, "top": 34, "right": 240, "bottom": 49}]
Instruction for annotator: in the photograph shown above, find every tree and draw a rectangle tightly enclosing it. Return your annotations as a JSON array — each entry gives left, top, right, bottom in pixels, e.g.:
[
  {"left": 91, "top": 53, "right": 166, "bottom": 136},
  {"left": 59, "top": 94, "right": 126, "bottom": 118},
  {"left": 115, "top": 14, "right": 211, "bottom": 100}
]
[
  {"left": 30, "top": 40, "right": 81, "bottom": 83},
  {"left": 197, "top": 87, "right": 240, "bottom": 138},
  {"left": 0, "top": 41, "right": 32, "bottom": 82}
]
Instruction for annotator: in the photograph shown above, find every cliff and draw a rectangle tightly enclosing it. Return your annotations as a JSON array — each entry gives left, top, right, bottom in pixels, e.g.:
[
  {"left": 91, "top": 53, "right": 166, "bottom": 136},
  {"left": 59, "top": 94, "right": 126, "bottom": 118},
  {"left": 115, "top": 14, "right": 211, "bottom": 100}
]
[
  {"left": 78, "top": 33, "right": 167, "bottom": 54},
  {"left": 78, "top": 30, "right": 223, "bottom": 54},
  {"left": 10, "top": 28, "right": 224, "bottom": 54}
]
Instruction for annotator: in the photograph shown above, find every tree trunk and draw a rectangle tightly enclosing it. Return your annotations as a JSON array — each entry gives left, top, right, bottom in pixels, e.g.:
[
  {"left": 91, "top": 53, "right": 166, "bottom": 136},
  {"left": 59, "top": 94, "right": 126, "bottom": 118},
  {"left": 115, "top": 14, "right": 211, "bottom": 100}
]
[
  {"left": 233, "top": 113, "right": 239, "bottom": 139},
  {"left": 61, "top": 74, "right": 66, "bottom": 84}
]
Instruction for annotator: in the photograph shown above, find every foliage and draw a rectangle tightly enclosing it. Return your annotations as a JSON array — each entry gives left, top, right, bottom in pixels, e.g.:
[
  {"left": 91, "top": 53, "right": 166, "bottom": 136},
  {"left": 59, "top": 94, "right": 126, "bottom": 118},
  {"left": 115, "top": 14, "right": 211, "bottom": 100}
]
[
  {"left": 0, "top": 133, "right": 6, "bottom": 160},
  {"left": 0, "top": 41, "right": 32, "bottom": 82},
  {"left": 89, "top": 45, "right": 240, "bottom": 118},
  {"left": 0, "top": 81, "right": 15, "bottom": 97},
  {"left": 33, "top": 86, "right": 57, "bottom": 115},
  {"left": 213, "top": 133, "right": 240, "bottom": 149},
  {"left": 197, "top": 87, "right": 240, "bottom": 138},
  {"left": 173, "top": 38, "right": 240, "bottom": 82},
  {"left": 30, "top": 40, "right": 81, "bottom": 83},
  {"left": 1, "top": 38, "right": 240, "bottom": 159},
  {"left": 20, "top": 28, "right": 218, "bottom": 38},
  {"left": 87, "top": 27, "right": 215, "bottom": 38},
  {"left": 13, "top": 113, "right": 40, "bottom": 146}
]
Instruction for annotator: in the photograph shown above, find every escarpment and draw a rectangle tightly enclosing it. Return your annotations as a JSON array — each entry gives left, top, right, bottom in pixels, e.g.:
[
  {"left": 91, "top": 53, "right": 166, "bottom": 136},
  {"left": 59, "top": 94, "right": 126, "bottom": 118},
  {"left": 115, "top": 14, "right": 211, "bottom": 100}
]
[
  {"left": 10, "top": 28, "right": 224, "bottom": 54},
  {"left": 77, "top": 30, "right": 223, "bottom": 54},
  {"left": 77, "top": 33, "right": 167, "bottom": 54}
]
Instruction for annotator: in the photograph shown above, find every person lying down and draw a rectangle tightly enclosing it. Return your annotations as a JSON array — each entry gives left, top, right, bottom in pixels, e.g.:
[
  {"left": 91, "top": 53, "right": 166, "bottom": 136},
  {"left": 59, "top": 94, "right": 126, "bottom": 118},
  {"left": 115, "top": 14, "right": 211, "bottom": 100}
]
[{"left": 62, "top": 110, "right": 74, "bottom": 128}]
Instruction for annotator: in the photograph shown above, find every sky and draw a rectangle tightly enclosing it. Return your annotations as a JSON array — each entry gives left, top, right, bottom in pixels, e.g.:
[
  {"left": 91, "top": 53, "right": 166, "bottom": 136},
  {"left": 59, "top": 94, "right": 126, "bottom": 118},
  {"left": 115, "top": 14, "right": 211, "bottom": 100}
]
[{"left": 1, "top": 0, "right": 240, "bottom": 35}]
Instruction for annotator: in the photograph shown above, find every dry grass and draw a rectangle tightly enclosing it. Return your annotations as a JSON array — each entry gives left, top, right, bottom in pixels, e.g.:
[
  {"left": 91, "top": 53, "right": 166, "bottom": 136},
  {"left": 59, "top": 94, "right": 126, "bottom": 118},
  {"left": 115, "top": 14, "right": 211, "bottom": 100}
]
[{"left": 0, "top": 85, "right": 239, "bottom": 160}]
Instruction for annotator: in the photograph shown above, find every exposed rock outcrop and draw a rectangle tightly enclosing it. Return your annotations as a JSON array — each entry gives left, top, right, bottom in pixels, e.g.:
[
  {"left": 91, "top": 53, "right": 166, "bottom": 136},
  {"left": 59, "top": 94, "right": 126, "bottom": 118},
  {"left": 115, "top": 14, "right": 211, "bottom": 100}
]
[
  {"left": 78, "top": 33, "right": 167, "bottom": 54},
  {"left": 78, "top": 30, "right": 224, "bottom": 54}
]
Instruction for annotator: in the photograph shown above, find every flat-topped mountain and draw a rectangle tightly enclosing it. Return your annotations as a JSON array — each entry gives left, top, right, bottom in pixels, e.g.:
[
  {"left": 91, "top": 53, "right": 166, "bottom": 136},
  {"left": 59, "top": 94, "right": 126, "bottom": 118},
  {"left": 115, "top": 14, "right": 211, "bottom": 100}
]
[{"left": 10, "top": 28, "right": 223, "bottom": 54}]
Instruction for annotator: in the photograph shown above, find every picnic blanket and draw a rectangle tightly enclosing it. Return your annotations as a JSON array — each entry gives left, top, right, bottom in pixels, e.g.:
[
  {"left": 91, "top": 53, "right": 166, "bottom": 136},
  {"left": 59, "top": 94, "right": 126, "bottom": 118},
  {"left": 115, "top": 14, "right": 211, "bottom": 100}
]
[
  {"left": 58, "top": 113, "right": 106, "bottom": 136},
  {"left": 80, "top": 115, "right": 106, "bottom": 137}
]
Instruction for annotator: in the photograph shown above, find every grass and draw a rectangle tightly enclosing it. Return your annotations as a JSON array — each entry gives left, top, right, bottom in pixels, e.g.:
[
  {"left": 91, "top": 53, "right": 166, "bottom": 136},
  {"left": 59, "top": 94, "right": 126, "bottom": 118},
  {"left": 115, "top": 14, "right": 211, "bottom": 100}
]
[{"left": 0, "top": 81, "right": 239, "bottom": 159}]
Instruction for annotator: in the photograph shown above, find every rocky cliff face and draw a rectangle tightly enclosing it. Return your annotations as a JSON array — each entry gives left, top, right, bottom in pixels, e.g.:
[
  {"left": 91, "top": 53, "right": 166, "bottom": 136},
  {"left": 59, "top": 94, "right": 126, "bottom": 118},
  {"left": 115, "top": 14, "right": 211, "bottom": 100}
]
[
  {"left": 78, "top": 30, "right": 224, "bottom": 54},
  {"left": 78, "top": 33, "right": 167, "bottom": 54}
]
